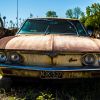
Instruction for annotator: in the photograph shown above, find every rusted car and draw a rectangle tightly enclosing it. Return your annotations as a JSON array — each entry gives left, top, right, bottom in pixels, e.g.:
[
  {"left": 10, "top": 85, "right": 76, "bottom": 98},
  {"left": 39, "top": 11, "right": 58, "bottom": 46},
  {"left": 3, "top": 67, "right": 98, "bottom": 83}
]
[{"left": 0, "top": 18, "right": 100, "bottom": 79}]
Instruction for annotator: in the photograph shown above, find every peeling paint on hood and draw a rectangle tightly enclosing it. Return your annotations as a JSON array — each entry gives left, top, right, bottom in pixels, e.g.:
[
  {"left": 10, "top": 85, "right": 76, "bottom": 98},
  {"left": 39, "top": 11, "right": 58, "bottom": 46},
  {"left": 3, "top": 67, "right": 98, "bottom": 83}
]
[{"left": 0, "top": 34, "right": 100, "bottom": 52}]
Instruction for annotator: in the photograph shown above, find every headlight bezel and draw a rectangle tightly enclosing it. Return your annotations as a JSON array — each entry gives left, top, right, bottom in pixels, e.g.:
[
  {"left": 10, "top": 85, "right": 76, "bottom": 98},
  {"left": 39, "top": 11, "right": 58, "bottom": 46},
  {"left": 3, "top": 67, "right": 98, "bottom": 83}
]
[
  {"left": 0, "top": 51, "right": 24, "bottom": 64},
  {"left": 0, "top": 52, "right": 7, "bottom": 63},
  {"left": 82, "top": 53, "right": 96, "bottom": 66},
  {"left": 0, "top": 51, "right": 99, "bottom": 67},
  {"left": 8, "top": 52, "right": 23, "bottom": 64}
]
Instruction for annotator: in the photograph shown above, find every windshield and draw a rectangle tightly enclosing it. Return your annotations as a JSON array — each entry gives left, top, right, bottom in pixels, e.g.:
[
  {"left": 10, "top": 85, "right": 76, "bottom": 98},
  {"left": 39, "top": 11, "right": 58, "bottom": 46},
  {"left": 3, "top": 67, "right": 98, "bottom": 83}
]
[
  {"left": 18, "top": 19, "right": 87, "bottom": 36},
  {"left": 70, "top": 20, "right": 88, "bottom": 36}
]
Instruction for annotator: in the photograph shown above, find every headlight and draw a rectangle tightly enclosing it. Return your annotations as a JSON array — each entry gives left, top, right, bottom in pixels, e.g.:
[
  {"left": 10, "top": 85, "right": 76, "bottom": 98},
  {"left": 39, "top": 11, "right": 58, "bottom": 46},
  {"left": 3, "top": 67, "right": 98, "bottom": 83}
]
[
  {"left": 0, "top": 53, "right": 7, "bottom": 62},
  {"left": 82, "top": 54, "right": 96, "bottom": 65},
  {"left": 9, "top": 53, "right": 23, "bottom": 63}
]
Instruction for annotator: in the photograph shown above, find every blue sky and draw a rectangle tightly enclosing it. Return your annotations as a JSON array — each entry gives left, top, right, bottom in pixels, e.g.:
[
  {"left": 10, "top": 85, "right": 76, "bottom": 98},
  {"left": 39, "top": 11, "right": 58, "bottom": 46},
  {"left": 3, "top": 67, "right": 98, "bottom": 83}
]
[{"left": 0, "top": 0, "right": 99, "bottom": 26}]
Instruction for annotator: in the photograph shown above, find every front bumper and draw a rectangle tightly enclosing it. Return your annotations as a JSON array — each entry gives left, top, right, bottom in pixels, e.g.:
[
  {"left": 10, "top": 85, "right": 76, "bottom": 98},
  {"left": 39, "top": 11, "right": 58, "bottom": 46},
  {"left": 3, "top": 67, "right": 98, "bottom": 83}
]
[{"left": 0, "top": 64, "right": 100, "bottom": 79}]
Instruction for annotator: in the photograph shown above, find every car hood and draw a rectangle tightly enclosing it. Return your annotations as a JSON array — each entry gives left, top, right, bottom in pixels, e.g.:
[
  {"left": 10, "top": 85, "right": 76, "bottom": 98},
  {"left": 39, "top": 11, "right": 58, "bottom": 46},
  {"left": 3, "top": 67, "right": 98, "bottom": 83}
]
[{"left": 0, "top": 34, "right": 100, "bottom": 52}]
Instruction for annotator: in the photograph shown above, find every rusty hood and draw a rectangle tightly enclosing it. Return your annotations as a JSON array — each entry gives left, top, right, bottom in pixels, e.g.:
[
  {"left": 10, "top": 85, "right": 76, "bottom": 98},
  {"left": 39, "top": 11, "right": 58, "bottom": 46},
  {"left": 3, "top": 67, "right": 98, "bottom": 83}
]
[{"left": 0, "top": 34, "right": 100, "bottom": 52}]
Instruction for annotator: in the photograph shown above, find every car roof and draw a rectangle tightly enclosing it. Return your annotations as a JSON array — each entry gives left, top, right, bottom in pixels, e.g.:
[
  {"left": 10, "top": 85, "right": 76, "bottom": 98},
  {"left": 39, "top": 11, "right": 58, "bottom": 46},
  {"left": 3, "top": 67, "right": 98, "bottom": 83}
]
[{"left": 27, "top": 17, "right": 79, "bottom": 21}]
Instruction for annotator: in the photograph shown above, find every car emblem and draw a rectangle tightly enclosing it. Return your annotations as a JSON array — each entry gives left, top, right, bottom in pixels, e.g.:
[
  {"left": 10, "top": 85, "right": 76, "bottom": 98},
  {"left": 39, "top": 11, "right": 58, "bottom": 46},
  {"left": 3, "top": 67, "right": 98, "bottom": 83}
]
[{"left": 69, "top": 58, "right": 77, "bottom": 62}]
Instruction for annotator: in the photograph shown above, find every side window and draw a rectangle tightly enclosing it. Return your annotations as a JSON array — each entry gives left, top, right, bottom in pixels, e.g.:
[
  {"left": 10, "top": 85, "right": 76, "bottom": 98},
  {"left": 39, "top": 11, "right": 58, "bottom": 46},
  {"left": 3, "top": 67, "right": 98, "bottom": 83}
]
[
  {"left": 66, "top": 23, "right": 76, "bottom": 33},
  {"left": 71, "top": 20, "right": 87, "bottom": 36},
  {"left": 76, "top": 22, "right": 86, "bottom": 35}
]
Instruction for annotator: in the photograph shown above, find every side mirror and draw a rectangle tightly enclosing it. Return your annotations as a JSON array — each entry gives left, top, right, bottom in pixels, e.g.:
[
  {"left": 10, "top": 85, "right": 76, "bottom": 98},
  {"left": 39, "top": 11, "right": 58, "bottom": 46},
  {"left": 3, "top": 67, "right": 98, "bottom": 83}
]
[
  {"left": 87, "top": 30, "right": 100, "bottom": 38},
  {"left": 87, "top": 30, "right": 94, "bottom": 36}
]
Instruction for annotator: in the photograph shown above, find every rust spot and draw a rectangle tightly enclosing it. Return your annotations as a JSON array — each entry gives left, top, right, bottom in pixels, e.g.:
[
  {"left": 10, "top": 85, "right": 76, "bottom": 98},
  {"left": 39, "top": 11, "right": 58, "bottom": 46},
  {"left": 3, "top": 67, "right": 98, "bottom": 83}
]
[
  {"left": 0, "top": 34, "right": 100, "bottom": 53},
  {"left": 0, "top": 36, "right": 16, "bottom": 49}
]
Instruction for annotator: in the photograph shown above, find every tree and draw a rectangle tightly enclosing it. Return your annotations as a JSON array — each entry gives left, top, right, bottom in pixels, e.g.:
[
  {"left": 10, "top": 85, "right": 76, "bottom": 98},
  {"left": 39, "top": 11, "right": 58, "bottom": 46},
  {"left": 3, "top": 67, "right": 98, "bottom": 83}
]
[
  {"left": 46, "top": 11, "right": 58, "bottom": 17},
  {"left": 19, "top": 18, "right": 22, "bottom": 27},
  {"left": 30, "top": 13, "right": 33, "bottom": 18},
  {"left": 85, "top": 3, "right": 100, "bottom": 30},
  {"left": 86, "top": 6, "right": 91, "bottom": 17},
  {"left": 3, "top": 16, "right": 6, "bottom": 27},
  {"left": 85, "top": 16, "right": 94, "bottom": 30},
  {"left": 91, "top": 3, "right": 100, "bottom": 15},
  {"left": 85, "top": 14, "right": 100, "bottom": 30},
  {"left": 66, "top": 7, "right": 83, "bottom": 19},
  {"left": 10, "top": 20, "right": 13, "bottom": 28},
  {"left": 66, "top": 9, "right": 73, "bottom": 18},
  {"left": 80, "top": 12, "right": 86, "bottom": 24},
  {"left": 73, "top": 7, "right": 82, "bottom": 19},
  {"left": 0, "top": 17, "right": 3, "bottom": 27}
]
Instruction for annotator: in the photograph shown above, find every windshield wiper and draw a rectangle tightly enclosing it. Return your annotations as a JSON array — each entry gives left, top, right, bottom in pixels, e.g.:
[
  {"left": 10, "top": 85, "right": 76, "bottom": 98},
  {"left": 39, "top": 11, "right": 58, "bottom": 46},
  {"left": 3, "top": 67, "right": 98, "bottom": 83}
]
[
  {"left": 62, "top": 33, "right": 76, "bottom": 35},
  {"left": 44, "top": 25, "right": 50, "bottom": 35}
]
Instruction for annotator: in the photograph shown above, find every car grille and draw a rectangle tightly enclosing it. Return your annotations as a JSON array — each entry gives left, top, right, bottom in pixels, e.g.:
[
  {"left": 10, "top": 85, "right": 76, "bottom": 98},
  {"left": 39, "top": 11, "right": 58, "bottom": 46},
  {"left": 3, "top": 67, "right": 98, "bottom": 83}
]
[{"left": 21, "top": 53, "right": 82, "bottom": 67}]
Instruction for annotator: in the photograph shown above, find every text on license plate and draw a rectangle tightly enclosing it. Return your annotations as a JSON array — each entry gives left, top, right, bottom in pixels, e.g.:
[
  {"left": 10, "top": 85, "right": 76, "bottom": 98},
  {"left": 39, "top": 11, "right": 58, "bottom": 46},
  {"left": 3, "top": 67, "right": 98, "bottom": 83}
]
[
  {"left": 40, "top": 71, "right": 91, "bottom": 79},
  {"left": 40, "top": 71, "right": 63, "bottom": 79}
]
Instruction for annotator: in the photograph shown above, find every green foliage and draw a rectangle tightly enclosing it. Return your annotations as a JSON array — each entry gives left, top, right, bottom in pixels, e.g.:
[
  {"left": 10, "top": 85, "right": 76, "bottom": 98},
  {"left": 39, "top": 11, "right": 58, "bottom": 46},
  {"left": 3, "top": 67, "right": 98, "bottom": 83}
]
[
  {"left": 66, "top": 9, "right": 73, "bottom": 18},
  {"left": 91, "top": 3, "right": 100, "bottom": 15},
  {"left": 46, "top": 11, "right": 58, "bottom": 17},
  {"left": 66, "top": 7, "right": 83, "bottom": 19},
  {"left": 85, "top": 3, "right": 100, "bottom": 30},
  {"left": 80, "top": 12, "right": 86, "bottom": 24},
  {"left": 36, "top": 92, "right": 55, "bottom": 100},
  {"left": 86, "top": 6, "right": 91, "bottom": 17},
  {"left": 85, "top": 16, "right": 94, "bottom": 29},
  {"left": 86, "top": 3, "right": 100, "bottom": 17},
  {"left": 73, "top": 7, "right": 82, "bottom": 19}
]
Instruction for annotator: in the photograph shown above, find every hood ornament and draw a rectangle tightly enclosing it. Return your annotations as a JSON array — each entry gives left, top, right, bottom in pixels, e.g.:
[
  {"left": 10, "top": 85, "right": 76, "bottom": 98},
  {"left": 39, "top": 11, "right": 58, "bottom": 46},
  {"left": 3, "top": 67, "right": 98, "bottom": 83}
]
[{"left": 47, "top": 52, "right": 58, "bottom": 58}]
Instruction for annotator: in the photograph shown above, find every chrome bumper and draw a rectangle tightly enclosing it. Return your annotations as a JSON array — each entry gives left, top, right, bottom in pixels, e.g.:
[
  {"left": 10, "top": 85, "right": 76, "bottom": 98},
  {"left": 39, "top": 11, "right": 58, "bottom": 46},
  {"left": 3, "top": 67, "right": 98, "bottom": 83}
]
[
  {"left": 0, "top": 64, "right": 100, "bottom": 78},
  {"left": 0, "top": 64, "right": 100, "bottom": 71}
]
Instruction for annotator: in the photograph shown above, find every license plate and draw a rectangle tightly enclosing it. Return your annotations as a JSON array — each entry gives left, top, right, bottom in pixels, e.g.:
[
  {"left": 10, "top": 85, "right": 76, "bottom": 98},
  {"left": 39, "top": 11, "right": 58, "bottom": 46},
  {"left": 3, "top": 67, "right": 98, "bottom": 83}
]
[
  {"left": 64, "top": 72, "right": 91, "bottom": 78},
  {"left": 40, "top": 71, "right": 63, "bottom": 79},
  {"left": 40, "top": 71, "right": 91, "bottom": 79}
]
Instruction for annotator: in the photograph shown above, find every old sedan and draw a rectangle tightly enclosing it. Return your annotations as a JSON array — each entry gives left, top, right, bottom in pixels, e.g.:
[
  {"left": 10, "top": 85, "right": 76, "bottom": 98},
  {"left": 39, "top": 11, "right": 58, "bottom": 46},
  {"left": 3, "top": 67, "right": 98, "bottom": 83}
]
[{"left": 0, "top": 18, "right": 100, "bottom": 79}]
